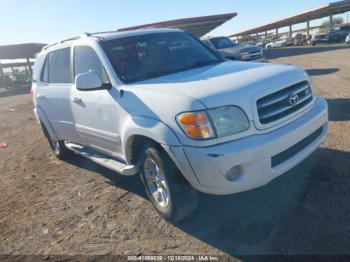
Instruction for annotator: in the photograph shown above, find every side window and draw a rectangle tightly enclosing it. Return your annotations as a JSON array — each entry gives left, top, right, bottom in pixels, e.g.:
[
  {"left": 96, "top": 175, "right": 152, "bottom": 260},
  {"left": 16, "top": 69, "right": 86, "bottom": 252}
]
[
  {"left": 74, "top": 46, "right": 110, "bottom": 83},
  {"left": 40, "top": 48, "right": 72, "bottom": 84},
  {"left": 41, "top": 57, "right": 49, "bottom": 83},
  {"left": 48, "top": 48, "right": 72, "bottom": 83},
  {"left": 202, "top": 40, "right": 211, "bottom": 48}
]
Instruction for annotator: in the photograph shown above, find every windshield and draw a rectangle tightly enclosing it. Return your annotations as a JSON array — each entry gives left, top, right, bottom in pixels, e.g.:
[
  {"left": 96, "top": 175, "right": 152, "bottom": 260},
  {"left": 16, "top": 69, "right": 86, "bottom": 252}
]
[
  {"left": 210, "top": 37, "right": 238, "bottom": 49},
  {"left": 102, "top": 32, "right": 222, "bottom": 83}
]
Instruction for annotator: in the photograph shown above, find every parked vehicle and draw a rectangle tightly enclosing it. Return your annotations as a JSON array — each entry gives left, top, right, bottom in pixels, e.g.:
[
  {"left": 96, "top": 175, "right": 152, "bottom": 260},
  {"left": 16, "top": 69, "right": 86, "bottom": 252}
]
[
  {"left": 293, "top": 33, "right": 307, "bottom": 46},
  {"left": 265, "top": 38, "right": 288, "bottom": 48},
  {"left": 32, "top": 29, "right": 328, "bottom": 221},
  {"left": 346, "top": 33, "right": 350, "bottom": 44},
  {"left": 311, "top": 31, "right": 345, "bottom": 45},
  {"left": 328, "top": 30, "right": 346, "bottom": 43},
  {"left": 256, "top": 39, "right": 270, "bottom": 48},
  {"left": 337, "top": 25, "right": 350, "bottom": 40},
  {"left": 201, "top": 36, "right": 265, "bottom": 61},
  {"left": 311, "top": 33, "right": 330, "bottom": 45}
]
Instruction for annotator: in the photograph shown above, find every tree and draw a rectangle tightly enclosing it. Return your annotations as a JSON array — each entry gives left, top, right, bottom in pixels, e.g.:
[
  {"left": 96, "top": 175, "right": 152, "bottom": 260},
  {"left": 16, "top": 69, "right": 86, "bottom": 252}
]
[{"left": 320, "top": 17, "right": 344, "bottom": 28}]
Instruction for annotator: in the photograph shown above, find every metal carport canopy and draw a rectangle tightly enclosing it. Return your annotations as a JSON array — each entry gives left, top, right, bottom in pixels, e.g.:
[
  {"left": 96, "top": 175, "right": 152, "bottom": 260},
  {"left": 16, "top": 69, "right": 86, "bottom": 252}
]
[
  {"left": 230, "top": 0, "right": 350, "bottom": 36},
  {"left": 118, "top": 13, "right": 237, "bottom": 37},
  {"left": 0, "top": 43, "right": 46, "bottom": 60}
]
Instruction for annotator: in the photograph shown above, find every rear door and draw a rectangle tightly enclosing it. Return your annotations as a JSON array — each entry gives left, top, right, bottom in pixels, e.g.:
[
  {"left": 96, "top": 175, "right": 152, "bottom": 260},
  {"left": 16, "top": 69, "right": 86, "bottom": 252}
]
[
  {"left": 70, "top": 45, "right": 122, "bottom": 155},
  {"left": 36, "top": 47, "right": 79, "bottom": 141}
]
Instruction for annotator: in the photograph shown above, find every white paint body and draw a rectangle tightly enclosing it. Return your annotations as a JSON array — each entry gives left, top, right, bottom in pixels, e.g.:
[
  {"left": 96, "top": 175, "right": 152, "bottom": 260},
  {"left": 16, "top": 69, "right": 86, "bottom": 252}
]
[{"left": 32, "top": 29, "right": 328, "bottom": 195}]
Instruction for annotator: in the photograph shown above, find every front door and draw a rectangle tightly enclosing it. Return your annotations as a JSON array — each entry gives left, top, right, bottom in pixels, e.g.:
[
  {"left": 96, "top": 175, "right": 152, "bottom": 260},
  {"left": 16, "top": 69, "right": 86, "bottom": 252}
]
[{"left": 70, "top": 45, "right": 122, "bottom": 155}]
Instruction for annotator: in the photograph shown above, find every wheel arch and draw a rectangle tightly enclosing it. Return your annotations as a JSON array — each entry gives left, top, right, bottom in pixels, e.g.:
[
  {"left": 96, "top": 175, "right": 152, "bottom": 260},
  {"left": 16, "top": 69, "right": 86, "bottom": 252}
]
[
  {"left": 121, "top": 117, "right": 181, "bottom": 164},
  {"left": 36, "top": 106, "right": 58, "bottom": 142}
]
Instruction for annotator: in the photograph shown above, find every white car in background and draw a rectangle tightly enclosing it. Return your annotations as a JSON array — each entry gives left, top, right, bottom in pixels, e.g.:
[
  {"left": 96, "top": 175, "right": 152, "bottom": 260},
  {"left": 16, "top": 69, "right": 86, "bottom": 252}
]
[
  {"left": 346, "top": 33, "right": 350, "bottom": 44},
  {"left": 266, "top": 38, "right": 288, "bottom": 48}
]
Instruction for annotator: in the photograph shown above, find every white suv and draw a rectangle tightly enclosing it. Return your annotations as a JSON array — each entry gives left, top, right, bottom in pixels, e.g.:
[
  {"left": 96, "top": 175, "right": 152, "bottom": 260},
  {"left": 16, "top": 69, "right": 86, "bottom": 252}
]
[{"left": 32, "top": 29, "right": 328, "bottom": 221}]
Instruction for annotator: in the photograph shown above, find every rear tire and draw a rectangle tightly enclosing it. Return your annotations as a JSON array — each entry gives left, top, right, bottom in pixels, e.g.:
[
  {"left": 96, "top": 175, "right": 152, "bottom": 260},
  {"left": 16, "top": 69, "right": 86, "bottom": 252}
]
[
  {"left": 40, "top": 123, "right": 73, "bottom": 160},
  {"left": 138, "top": 142, "right": 198, "bottom": 221}
]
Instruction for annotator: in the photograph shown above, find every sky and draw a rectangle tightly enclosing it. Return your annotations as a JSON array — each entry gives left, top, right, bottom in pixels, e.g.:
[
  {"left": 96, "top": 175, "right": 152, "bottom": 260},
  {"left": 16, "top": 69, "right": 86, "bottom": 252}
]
[{"left": 0, "top": 0, "right": 348, "bottom": 45}]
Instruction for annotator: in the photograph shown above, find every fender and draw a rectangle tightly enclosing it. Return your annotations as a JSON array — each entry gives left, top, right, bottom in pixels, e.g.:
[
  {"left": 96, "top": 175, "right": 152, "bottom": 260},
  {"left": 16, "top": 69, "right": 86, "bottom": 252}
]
[
  {"left": 35, "top": 105, "right": 58, "bottom": 142},
  {"left": 121, "top": 116, "right": 181, "bottom": 163}
]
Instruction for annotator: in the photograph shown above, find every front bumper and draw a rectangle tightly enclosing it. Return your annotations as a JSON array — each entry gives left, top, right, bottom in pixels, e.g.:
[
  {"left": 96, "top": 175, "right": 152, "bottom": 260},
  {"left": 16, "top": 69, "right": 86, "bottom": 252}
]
[
  {"left": 246, "top": 56, "right": 266, "bottom": 62},
  {"left": 168, "top": 97, "right": 328, "bottom": 195},
  {"left": 237, "top": 56, "right": 265, "bottom": 62}
]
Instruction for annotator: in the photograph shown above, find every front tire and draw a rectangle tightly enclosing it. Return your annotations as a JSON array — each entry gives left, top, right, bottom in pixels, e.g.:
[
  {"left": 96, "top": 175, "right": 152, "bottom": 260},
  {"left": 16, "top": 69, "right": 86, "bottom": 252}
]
[{"left": 138, "top": 142, "right": 198, "bottom": 221}]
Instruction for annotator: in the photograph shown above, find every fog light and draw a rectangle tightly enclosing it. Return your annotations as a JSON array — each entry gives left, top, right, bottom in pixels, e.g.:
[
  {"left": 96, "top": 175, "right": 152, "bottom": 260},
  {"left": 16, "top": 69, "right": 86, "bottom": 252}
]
[{"left": 226, "top": 165, "right": 243, "bottom": 181}]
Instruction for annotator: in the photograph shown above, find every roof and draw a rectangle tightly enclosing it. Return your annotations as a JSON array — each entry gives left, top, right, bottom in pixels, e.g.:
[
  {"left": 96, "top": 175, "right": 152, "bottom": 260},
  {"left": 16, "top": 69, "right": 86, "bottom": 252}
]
[
  {"left": 0, "top": 43, "right": 46, "bottom": 59},
  {"left": 93, "top": 28, "right": 183, "bottom": 41},
  {"left": 39, "top": 29, "right": 185, "bottom": 53},
  {"left": 231, "top": 0, "right": 350, "bottom": 36},
  {"left": 118, "top": 13, "right": 237, "bottom": 37}
]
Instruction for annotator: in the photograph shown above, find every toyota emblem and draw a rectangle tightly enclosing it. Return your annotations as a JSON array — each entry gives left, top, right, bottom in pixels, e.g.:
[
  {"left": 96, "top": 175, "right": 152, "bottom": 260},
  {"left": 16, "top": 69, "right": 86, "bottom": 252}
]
[{"left": 289, "top": 93, "right": 299, "bottom": 106}]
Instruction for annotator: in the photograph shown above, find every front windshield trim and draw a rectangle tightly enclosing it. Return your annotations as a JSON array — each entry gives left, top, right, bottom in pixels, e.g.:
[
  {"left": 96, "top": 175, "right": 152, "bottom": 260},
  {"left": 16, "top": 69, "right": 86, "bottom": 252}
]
[{"left": 101, "top": 32, "right": 224, "bottom": 84}]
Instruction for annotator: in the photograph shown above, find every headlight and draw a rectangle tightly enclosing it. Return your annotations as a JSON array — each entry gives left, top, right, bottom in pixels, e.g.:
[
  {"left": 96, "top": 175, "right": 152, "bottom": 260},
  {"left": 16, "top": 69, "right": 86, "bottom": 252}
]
[
  {"left": 208, "top": 106, "right": 250, "bottom": 137},
  {"left": 176, "top": 110, "right": 215, "bottom": 140},
  {"left": 240, "top": 52, "right": 250, "bottom": 59},
  {"left": 176, "top": 106, "right": 250, "bottom": 140}
]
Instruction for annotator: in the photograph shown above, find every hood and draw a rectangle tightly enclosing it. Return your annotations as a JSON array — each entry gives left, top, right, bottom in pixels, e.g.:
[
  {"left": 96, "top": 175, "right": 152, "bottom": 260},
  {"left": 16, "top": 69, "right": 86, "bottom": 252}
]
[
  {"left": 124, "top": 61, "right": 308, "bottom": 121},
  {"left": 219, "top": 44, "right": 261, "bottom": 58}
]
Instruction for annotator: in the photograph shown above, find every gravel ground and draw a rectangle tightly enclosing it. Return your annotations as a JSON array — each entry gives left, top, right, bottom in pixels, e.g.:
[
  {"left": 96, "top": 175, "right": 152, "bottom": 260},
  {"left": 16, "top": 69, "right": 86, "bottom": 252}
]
[{"left": 0, "top": 44, "right": 349, "bottom": 258}]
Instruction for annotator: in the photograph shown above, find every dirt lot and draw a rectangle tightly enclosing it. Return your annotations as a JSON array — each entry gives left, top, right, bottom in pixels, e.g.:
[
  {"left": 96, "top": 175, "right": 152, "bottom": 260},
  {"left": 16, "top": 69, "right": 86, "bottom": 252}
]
[{"left": 0, "top": 45, "right": 350, "bottom": 258}]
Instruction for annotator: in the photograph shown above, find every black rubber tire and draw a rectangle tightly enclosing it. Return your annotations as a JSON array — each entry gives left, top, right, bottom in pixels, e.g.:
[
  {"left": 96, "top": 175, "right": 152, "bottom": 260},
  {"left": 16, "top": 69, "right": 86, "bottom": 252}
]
[
  {"left": 138, "top": 142, "right": 198, "bottom": 221},
  {"left": 40, "top": 122, "right": 73, "bottom": 160}
]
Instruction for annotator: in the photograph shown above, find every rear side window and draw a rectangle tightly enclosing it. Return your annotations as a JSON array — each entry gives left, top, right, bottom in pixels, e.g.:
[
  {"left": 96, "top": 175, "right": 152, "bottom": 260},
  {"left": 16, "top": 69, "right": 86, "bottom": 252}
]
[
  {"left": 74, "top": 46, "right": 110, "bottom": 83},
  {"left": 41, "top": 58, "right": 49, "bottom": 83},
  {"left": 40, "top": 48, "right": 72, "bottom": 84}
]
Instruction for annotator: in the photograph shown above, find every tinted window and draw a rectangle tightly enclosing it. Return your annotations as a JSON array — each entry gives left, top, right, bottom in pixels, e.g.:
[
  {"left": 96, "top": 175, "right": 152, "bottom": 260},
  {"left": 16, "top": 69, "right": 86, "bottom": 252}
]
[
  {"left": 210, "top": 37, "right": 238, "bottom": 49},
  {"left": 102, "top": 32, "right": 222, "bottom": 83},
  {"left": 46, "top": 48, "right": 72, "bottom": 83},
  {"left": 41, "top": 57, "right": 49, "bottom": 83},
  {"left": 202, "top": 40, "right": 212, "bottom": 48},
  {"left": 74, "top": 46, "right": 109, "bottom": 83}
]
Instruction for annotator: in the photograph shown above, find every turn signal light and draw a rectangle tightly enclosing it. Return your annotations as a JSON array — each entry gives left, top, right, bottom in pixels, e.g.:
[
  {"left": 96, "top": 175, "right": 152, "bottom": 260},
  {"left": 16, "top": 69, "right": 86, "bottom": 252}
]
[{"left": 176, "top": 111, "right": 214, "bottom": 139}]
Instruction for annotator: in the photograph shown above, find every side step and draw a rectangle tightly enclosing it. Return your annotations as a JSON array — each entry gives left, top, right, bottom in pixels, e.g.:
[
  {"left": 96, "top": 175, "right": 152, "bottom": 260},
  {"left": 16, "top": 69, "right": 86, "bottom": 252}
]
[{"left": 65, "top": 142, "right": 139, "bottom": 176}]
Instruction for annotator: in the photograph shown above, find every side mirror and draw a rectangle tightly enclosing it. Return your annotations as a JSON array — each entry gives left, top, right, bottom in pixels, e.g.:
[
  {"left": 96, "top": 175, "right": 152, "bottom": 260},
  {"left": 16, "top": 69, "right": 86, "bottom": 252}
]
[{"left": 75, "top": 72, "right": 107, "bottom": 91}]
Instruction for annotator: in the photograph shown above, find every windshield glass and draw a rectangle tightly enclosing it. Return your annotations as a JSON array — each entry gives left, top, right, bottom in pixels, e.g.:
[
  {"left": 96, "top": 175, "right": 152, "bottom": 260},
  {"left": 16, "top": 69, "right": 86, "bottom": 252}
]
[
  {"left": 102, "top": 32, "right": 222, "bottom": 83},
  {"left": 210, "top": 37, "right": 238, "bottom": 49}
]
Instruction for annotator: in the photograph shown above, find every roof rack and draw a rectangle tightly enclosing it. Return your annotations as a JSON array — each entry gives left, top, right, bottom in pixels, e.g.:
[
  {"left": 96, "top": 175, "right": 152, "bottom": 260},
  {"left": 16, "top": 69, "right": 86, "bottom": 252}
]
[
  {"left": 42, "top": 32, "right": 92, "bottom": 51},
  {"left": 91, "top": 30, "right": 118, "bottom": 35}
]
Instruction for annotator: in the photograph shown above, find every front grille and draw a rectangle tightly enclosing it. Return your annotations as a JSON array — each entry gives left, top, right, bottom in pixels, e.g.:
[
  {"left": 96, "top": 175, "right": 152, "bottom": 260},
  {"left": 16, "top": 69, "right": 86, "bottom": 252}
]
[
  {"left": 257, "top": 81, "right": 313, "bottom": 124},
  {"left": 271, "top": 126, "right": 323, "bottom": 168}
]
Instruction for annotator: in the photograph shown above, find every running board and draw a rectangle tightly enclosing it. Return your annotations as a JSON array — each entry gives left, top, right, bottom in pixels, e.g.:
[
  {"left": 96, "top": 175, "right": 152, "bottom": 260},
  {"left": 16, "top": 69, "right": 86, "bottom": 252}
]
[{"left": 65, "top": 142, "right": 139, "bottom": 176}]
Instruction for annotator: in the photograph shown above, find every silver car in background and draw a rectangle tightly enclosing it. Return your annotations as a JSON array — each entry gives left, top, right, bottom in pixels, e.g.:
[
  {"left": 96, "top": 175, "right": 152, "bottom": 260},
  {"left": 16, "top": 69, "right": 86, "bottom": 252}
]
[{"left": 201, "top": 36, "right": 265, "bottom": 61}]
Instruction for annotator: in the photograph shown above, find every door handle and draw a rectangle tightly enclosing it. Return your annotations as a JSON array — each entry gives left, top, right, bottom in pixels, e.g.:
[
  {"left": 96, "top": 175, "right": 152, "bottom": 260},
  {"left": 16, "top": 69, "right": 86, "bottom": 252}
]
[
  {"left": 72, "top": 97, "right": 82, "bottom": 103},
  {"left": 36, "top": 93, "right": 45, "bottom": 99}
]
